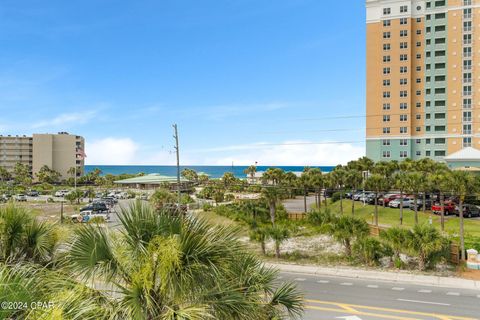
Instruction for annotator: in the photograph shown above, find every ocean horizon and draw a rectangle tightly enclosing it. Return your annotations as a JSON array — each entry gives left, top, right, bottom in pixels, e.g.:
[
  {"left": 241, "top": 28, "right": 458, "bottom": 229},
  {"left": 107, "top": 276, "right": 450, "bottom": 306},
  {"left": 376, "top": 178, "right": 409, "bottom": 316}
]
[{"left": 85, "top": 165, "right": 335, "bottom": 179}]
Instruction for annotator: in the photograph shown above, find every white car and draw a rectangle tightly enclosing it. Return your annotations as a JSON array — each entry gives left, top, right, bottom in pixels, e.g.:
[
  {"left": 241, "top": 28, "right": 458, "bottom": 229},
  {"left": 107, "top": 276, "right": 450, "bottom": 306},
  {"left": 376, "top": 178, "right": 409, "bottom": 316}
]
[
  {"left": 71, "top": 211, "right": 110, "bottom": 223},
  {"left": 389, "top": 198, "right": 413, "bottom": 208},
  {"left": 54, "top": 190, "right": 70, "bottom": 197}
]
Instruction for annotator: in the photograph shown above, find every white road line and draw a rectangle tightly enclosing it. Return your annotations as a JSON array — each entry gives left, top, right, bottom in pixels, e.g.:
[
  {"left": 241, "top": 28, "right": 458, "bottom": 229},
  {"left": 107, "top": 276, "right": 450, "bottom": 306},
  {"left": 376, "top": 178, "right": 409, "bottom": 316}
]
[
  {"left": 317, "top": 280, "right": 330, "bottom": 284},
  {"left": 294, "top": 278, "right": 306, "bottom": 282},
  {"left": 367, "top": 285, "right": 379, "bottom": 288},
  {"left": 446, "top": 292, "right": 460, "bottom": 296},
  {"left": 418, "top": 289, "right": 432, "bottom": 293},
  {"left": 392, "top": 287, "right": 405, "bottom": 291},
  {"left": 397, "top": 298, "right": 450, "bottom": 306},
  {"left": 340, "top": 282, "right": 353, "bottom": 286}
]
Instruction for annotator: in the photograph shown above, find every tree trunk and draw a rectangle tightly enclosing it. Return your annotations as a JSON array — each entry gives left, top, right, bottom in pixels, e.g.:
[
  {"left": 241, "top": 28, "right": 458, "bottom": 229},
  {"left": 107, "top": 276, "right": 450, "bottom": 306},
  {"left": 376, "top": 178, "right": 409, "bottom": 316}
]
[
  {"left": 422, "top": 193, "right": 426, "bottom": 213},
  {"left": 440, "top": 192, "right": 445, "bottom": 232},
  {"left": 339, "top": 189, "right": 344, "bottom": 214},
  {"left": 418, "top": 254, "right": 426, "bottom": 271},
  {"left": 270, "top": 202, "right": 276, "bottom": 226},
  {"left": 459, "top": 199, "right": 465, "bottom": 261},
  {"left": 374, "top": 191, "right": 379, "bottom": 226},
  {"left": 399, "top": 190, "right": 404, "bottom": 225},
  {"left": 414, "top": 194, "right": 418, "bottom": 225},
  {"left": 345, "top": 239, "right": 351, "bottom": 256},
  {"left": 303, "top": 188, "right": 307, "bottom": 213},
  {"left": 351, "top": 189, "right": 355, "bottom": 216},
  {"left": 275, "top": 242, "right": 280, "bottom": 259},
  {"left": 261, "top": 241, "right": 266, "bottom": 255},
  {"left": 324, "top": 189, "right": 328, "bottom": 209}
]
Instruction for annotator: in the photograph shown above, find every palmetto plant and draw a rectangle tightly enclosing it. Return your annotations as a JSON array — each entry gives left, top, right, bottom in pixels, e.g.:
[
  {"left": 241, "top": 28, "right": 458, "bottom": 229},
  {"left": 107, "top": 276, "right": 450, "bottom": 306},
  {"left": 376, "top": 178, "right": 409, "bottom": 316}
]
[
  {"left": 327, "top": 215, "right": 370, "bottom": 256},
  {"left": 380, "top": 227, "right": 410, "bottom": 262},
  {"left": 261, "top": 186, "right": 285, "bottom": 225},
  {"left": 407, "top": 224, "right": 447, "bottom": 271},
  {"left": 268, "top": 225, "right": 290, "bottom": 259},
  {"left": 64, "top": 201, "right": 304, "bottom": 319}
]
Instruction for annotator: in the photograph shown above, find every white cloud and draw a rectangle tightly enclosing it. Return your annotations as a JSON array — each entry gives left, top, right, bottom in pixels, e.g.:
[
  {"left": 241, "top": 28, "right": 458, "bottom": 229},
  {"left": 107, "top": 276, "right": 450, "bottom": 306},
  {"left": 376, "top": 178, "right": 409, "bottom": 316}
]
[
  {"left": 190, "top": 140, "right": 365, "bottom": 166},
  {"left": 85, "top": 138, "right": 139, "bottom": 165},
  {"left": 33, "top": 110, "right": 97, "bottom": 128}
]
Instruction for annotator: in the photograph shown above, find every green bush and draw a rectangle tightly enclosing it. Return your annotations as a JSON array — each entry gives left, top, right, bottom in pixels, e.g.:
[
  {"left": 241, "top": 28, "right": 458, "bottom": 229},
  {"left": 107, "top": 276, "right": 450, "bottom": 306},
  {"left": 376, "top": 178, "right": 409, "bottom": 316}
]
[
  {"left": 202, "top": 203, "right": 214, "bottom": 211},
  {"left": 88, "top": 216, "right": 106, "bottom": 224},
  {"left": 308, "top": 209, "right": 335, "bottom": 228},
  {"left": 331, "top": 192, "right": 342, "bottom": 203},
  {"left": 353, "top": 237, "right": 387, "bottom": 266}
]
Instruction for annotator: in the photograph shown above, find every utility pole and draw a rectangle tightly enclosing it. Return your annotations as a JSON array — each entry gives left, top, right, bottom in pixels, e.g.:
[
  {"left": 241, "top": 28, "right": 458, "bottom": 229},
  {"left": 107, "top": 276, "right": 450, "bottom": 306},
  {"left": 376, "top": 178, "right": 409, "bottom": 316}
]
[{"left": 173, "top": 124, "right": 181, "bottom": 208}]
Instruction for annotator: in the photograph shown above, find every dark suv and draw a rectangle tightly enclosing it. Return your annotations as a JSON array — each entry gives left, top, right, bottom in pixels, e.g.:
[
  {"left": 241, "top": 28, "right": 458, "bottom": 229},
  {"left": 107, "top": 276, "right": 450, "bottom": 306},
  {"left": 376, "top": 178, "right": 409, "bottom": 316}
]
[
  {"left": 455, "top": 204, "right": 480, "bottom": 218},
  {"left": 80, "top": 202, "right": 108, "bottom": 213}
]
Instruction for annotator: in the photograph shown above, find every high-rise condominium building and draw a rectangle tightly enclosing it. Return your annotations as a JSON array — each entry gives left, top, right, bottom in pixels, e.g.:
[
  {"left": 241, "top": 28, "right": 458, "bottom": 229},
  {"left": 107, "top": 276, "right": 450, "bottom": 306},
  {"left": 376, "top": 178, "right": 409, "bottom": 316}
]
[
  {"left": 0, "top": 132, "right": 85, "bottom": 180},
  {"left": 366, "top": 0, "right": 480, "bottom": 166}
]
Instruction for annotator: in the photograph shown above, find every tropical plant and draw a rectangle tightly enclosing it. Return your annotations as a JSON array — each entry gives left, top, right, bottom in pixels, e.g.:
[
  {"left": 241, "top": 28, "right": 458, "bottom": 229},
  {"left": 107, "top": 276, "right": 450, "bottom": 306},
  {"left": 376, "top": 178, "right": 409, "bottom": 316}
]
[
  {"left": 380, "top": 227, "right": 410, "bottom": 265},
  {"left": 249, "top": 224, "right": 269, "bottom": 255},
  {"left": 407, "top": 224, "right": 448, "bottom": 271},
  {"left": 307, "top": 168, "right": 323, "bottom": 209},
  {"left": 405, "top": 172, "right": 424, "bottom": 225},
  {"left": 298, "top": 170, "right": 311, "bottom": 213},
  {"left": 364, "top": 174, "right": 390, "bottom": 226},
  {"left": 64, "top": 201, "right": 304, "bottom": 319},
  {"left": 222, "top": 172, "right": 237, "bottom": 189},
  {"left": 330, "top": 166, "right": 347, "bottom": 214},
  {"left": 13, "top": 162, "right": 32, "bottom": 186},
  {"left": 244, "top": 165, "right": 257, "bottom": 182},
  {"left": 345, "top": 167, "right": 363, "bottom": 216},
  {"left": 449, "top": 170, "right": 477, "bottom": 260},
  {"left": 262, "top": 168, "right": 285, "bottom": 186},
  {"left": 307, "top": 208, "right": 335, "bottom": 229},
  {"left": 261, "top": 186, "right": 285, "bottom": 225},
  {"left": 353, "top": 237, "right": 386, "bottom": 266},
  {"left": 268, "top": 225, "right": 290, "bottom": 259},
  {"left": 149, "top": 188, "right": 176, "bottom": 210},
  {"left": 427, "top": 168, "right": 451, "bottom": 232},
  {"left": 65, "top": 189, "right": 84, "bottom": 204},
  {"left": 181, "top": 168, "right": 199, "bottom": 183},
  {"left": 0, "top": 166, "right": 12, "bottom": 182},
  {"left": 393, "top": 171, "right": 409, "bottom": 225},
  {"left": 327, "top": 215, "right": 370, "bottom": 256}
]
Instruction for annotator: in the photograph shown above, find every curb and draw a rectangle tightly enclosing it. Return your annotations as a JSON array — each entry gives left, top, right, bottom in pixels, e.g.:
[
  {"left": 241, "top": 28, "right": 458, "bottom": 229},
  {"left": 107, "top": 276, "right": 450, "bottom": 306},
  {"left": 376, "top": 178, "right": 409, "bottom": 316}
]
[{"left": 268, "top": 263, "right": 480, "bottom": 291}]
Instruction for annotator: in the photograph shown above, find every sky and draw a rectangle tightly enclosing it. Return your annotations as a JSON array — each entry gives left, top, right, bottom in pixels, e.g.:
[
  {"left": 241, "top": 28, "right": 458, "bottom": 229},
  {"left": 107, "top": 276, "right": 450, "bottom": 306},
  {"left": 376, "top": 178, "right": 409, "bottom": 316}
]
[{"left": 0, "top": 0, "right": 367, "bottom": 166}]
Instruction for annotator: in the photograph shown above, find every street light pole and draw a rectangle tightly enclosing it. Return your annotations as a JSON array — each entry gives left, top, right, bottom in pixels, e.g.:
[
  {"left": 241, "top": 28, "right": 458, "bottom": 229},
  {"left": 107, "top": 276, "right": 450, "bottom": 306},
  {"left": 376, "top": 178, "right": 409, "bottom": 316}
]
[{"left": 173, "top": 124, "right": 181, "bottom": 208}]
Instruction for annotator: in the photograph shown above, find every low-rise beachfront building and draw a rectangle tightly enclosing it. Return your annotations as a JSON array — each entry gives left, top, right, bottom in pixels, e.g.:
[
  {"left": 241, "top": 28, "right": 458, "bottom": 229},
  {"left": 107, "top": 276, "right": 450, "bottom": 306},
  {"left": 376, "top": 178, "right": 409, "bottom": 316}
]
[
  {"left": 114, "top": 173, "right": 193, "bottom": 190},
  {"left": 444, "top": 147, "right": 480, "bottom": 172}
]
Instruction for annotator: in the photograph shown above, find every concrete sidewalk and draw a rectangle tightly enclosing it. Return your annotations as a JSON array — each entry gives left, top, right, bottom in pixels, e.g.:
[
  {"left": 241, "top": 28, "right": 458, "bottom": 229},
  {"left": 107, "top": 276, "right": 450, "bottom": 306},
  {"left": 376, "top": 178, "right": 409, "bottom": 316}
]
[{"left": 268, "top": 262, "right": 480, "bottom": 290}]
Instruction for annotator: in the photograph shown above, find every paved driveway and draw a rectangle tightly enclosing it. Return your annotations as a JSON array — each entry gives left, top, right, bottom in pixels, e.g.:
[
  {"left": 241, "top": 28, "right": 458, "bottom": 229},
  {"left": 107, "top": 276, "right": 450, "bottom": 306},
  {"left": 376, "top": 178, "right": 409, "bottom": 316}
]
[{"left": 282, "top": 195, "right": 317, "bottom": 213}]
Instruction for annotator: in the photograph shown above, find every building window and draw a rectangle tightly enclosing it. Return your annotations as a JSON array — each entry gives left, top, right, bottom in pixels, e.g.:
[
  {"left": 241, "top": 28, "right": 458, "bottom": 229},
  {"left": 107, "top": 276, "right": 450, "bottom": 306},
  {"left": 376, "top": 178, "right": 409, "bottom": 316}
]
[
  {"left": 383, "top": 103, "right": 391, "bottom": 110},
  {"left": 463, "top": 137, "right": 472, "bottom": 147},
  {"left": 426, "top": 151, "right": 431, "bottom": 156},
  {"left": 400, "top": 30, "right": 408, "bottom": 37},
  {"left": 434, "top": 150, "right": 446, "bottom": 157},
  {"left": 400, "top": 102, "right": 408, "bottom": 110},
  {"left": 400, "top": 5, "right": 408, "bottom": 13},
  {"left": 400, "top": 66, "right": 408, "bottom": 73},
  {"left": 383, "top": 79, "right": 391, "bottom": 86},
  {"left": 400, "top": 90, "right": 408, "bottom": 97},
  {"left": 383, "top": 44, "right": 391, "bottom": 51},
  {"left": 416, "top": 151, "right": 421, "bottom": 156},
  {"left": 400, "top": 42, "right": 408, "bottom": 49},
  {"left": 416, "top": 78, "right": 421, "bottom": 83},
  {"left": 463, "top": 124, "right": 472, "bottom": 134},
  {"left": 400, "top": 151, "right": 408, "bottom": 158},
  {"left": 383, "top": 32, "right": 391, "bottom": 39},
  {"left": 416, "top": 139, "right": 421, "bottom": 144},
  {"left": 464, "top": 98, "right": 472, "bottom": 109},
  {"left": 416, "top": 127, "right": 421, "bottom": 132},
  {"left": 383, "top": 55, "right": 391, "bottom": 62},
  {"left": 416, "top": 41, "right": 421, "bottom": 47},
  {"left": 416, "top": 66, "right": 421, "bottom": 72},
  {"left": 400, "top": 139, "right": 408, "bottom": 146},
  {"left": 416, "top": 29, "right": 422, "bottom": 35},
  {"left": 382, "top": 151, "right": 391, "bottom": 158},
  {"left": 383, "top": 91, "right": 391, "bottom": 98},
  {"left": 416, "top": 54, "right": 421, "bottom": 59},
  {"left": 400, "top": 127, "right": 408, "bottom": 134},
  {"left": 435, "top": 138, "right": 446, "bottom": 144},
  {"left": 383, "top": 8, "right": 391, "bottom": 15},
  {"left": 400, "top": 114, "right": 408, "bottom": 122},
  {"left": 383, "top": 115, "right": 391, "bottom": 122},
  {"left": 400, "top": 18, "right": 408, "bottom": 25},
  {"left": 383, "top": 127, "right": 391, "bottom": 134},
  {"left": 383, "top": 19, "right": 391, "bottom": 27},
  {"left": 383, "top": 67, "right": 391, "bottom": 74},
  {"left": 382, "top": 139, "right": 391, "bottom": 146},
  {"left": 416, "top": 90, "right": 421, "bottom": 96},
  {"left": 416, "top": 114, "right": 421, "bottom": 120},
  {"left": 400, "top": 54, "right": 408, "bottom": 61},
  {"left": 463, "top": 111, "right": 472, "bottom": 122},
  {"left": 416, "top": 102, "right": 421, "bottom": 108},
  {"left": 400, "top": 78, "right": 407, "bottom": 85}
]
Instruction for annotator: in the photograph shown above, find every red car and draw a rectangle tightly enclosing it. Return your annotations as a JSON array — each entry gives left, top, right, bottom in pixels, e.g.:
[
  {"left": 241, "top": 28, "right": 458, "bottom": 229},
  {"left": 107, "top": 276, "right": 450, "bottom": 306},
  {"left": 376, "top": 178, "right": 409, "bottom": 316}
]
[
  {"left": 431, "top": 201, "right": 456, "bottom": 215},
  {"left": 378, "top": 194, "right": 401, "bottom": 206}
]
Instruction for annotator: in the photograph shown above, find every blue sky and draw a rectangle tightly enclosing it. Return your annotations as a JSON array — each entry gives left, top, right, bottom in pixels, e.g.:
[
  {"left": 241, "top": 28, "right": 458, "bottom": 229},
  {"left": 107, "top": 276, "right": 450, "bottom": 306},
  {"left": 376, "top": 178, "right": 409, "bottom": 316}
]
[{"left": 0, "top": 0, "right": 366, "bottom": 166}]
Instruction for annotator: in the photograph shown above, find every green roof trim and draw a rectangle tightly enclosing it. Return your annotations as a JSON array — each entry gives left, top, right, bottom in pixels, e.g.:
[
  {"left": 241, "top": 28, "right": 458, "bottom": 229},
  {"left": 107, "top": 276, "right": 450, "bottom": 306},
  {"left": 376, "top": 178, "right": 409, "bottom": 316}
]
[{"left": 114, "top": 174, "right": 190, "bottom": 185}]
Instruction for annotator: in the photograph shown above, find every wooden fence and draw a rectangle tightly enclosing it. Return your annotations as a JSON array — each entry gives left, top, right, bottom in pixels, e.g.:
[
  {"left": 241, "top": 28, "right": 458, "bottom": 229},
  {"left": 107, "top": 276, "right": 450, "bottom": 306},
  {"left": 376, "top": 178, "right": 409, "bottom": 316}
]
[{"left": 288, "top": 212, "right": 307, "bottom": 221}]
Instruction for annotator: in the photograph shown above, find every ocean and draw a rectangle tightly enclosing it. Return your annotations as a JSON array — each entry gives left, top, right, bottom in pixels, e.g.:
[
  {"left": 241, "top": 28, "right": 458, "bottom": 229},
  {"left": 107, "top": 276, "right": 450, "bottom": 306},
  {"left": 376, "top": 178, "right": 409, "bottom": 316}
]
[{"left": 85, "top": 165, "right": 335, "bottom": 179}]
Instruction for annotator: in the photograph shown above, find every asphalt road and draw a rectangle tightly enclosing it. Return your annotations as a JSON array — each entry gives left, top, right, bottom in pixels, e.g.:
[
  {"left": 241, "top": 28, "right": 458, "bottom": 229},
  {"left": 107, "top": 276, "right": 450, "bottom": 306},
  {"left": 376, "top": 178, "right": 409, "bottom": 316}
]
[{"left": 278, "top": 272, "right": 480, "bottom": 320}]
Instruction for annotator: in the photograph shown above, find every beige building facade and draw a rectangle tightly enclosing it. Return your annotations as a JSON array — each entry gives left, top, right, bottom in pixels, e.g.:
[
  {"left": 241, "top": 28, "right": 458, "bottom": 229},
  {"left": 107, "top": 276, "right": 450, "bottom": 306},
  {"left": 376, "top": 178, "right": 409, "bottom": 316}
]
[
  {"left": 0, "top": 132, "right": 85, "bottom": 180},
  {"left": 366, "top": 0, "right": 480, "bottom": 165}
]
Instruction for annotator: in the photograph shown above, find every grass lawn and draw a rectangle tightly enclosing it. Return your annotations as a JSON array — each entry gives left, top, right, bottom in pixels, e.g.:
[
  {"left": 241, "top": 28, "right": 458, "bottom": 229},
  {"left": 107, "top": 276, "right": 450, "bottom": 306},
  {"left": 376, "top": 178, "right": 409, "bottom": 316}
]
[{"left": 325, "top": 200, "right": 480, "bottom": 239}]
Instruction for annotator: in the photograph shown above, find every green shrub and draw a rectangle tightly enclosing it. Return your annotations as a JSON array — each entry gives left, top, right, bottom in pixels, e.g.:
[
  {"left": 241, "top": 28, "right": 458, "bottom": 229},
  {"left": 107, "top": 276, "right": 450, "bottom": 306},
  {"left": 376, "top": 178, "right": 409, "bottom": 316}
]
[
  {"left": 88, "top": 216, "right": 106, "bottom": 224},
  {"left": 224, "top": 194, "right": 235, "bottom": 202},
  {"left": 353, "top": 237, "right": 387, "bottom": 266},
  {"left": 331, "top": 192, "right": 341, "bottom": 203},
  {"left": 202, "top": 203, "right": 214, "bottom": 211},
  {"left": 308, "top": 209, "right": 335, "bottom": 228}
]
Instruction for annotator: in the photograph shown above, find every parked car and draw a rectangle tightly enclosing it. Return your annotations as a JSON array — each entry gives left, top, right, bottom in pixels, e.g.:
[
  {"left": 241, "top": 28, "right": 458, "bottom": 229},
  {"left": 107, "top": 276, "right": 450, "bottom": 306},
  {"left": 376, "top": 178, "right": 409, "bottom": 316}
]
[
  {"left": 26, "top": 190, "right": 39, "bottom": 197},
  {"left": 80, "top": 202, "right": 108, "bottom": 213},
  {"left": 378, "top": 194, "right": 400, "bottom": 206},
  {"left": 14, "top": 194, "right": 27, "bottom": 202},
  {"left": 0, "top": 194, "right": 7, "bottom": 203},
  {"left": 352, "top": 192, "right": 363, "bottom": 201},
  {"left": 389, "top": 197, "right": 414, "bottom": 208},
  {"left": 359, "top": 192, "right": 375, "bottom": 203},
  {"left": 431, "top": 201, "right": 456, "bottom": 216},
  {"left": 455, "top": 204, "right": 480, "bottom": 218},
  {"left": 54, "top": 190, "right": 70, "bottom": 197},
  {"left": 366, "top": 193, "right": 384, "bottom": 205},
  {"left": 71, "top": 211, "right": 110, "bottom": 223},
  {"left": 410, "top": 199, "right": 433, "bottom": 211}
]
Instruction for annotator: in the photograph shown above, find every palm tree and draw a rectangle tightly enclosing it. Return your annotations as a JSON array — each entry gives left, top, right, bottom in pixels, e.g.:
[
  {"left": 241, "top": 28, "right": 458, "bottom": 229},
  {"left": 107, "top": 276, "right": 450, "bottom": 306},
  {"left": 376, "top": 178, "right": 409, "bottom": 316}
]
[
  {"left": 449, "top": 170, "right": 477, "bottom": 261},
  {"left": 415, "top": 158, "right": 437, "bottom": 213},
  {"left": 307, "top": 168, "right": 323, "bottom": 209},
  {"left": 268, "top": 225, "right": 290, "bottom": 258},
  {"left": 283, "top": 172, "right": 298, "bottom": 199},
  {"left": 405, "top": 172, "right": 424, "bottom": 225},
  {"left": 427, "top": 169, "right": 450, "bottom": 232},
  {"left": 331, "top": 165, "right": 347, "bottom": 214},
  {"left": 149, "top": 188, "right": 176, "bottom": 210},
  {"left": 364, "top": 174, "right": 390, "bottom": 226},
  {"left": 244, "top": 164, "right": 257, "bottom": 183},
  {"left": 327, "top": 215, "right": 370, "bottom": 256},
  {"left": 222, "top": 172, "right": 237, "bottom": 190},
  {"left": 261, "top": 186, "right": 284, "bottom": 226},
  {"left": 380, "top": 227, "right": 410, "bottom": 264},
  {"left": 298, "top": 170, "right": 311, "bottom": 213},
  {"left": 407, "top": 224, "right": 447, "bottom": 271},
  {"left": 345, "top": 168, "right": 363, "bottom": 216},
  {"left": 250, "top": 224, "right": 268, "bottom": 255},
  {"left": 262, "top": 168, "right": 285, "bottom": 185},
  {"left": 393, "top": 171, "right": 409, "bottom": 225},
  {"left": 65, "top": 201, "right": 304, "bottom": 319}
]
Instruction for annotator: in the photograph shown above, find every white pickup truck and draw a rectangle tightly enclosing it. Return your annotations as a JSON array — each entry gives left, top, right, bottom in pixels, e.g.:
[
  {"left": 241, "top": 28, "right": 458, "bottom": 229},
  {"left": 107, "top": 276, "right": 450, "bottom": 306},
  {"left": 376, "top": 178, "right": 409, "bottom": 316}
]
[{"left": 71, "top": 210, "right": 110, "bottom": 223}]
